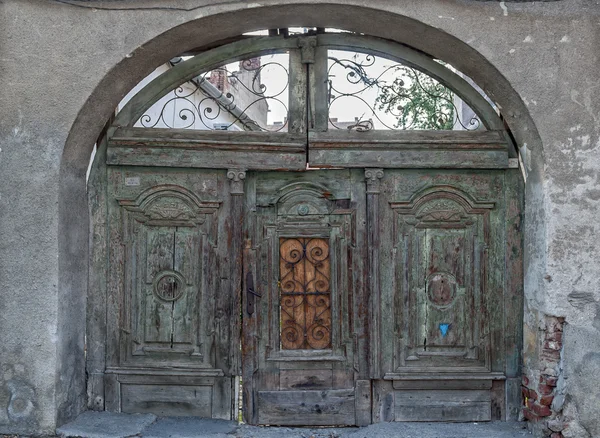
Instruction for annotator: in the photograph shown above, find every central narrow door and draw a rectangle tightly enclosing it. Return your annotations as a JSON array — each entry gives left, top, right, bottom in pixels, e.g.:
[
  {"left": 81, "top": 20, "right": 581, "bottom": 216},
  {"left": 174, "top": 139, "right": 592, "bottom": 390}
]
[{"left": 242, "top": 170, "right": 371, "bottom": 426}]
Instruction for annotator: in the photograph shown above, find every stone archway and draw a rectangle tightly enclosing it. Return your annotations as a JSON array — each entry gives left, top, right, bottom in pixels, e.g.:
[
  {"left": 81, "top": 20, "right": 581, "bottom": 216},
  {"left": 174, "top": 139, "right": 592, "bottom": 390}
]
[{"left": 58, "top": 2, "right": 543, "bottom": 430}]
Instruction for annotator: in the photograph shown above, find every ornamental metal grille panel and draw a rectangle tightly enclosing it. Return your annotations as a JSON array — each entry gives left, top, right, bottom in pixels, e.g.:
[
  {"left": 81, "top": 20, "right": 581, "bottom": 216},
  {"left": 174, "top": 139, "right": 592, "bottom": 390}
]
[
  {"left": 327, "top": 50, "right": 481, "bottom": 131},
  {"left": 279, "top": 237, "right": 332, "bottom": 350},
  {"left": 136, "top": 53, "right": 290, "bottom": 132}
]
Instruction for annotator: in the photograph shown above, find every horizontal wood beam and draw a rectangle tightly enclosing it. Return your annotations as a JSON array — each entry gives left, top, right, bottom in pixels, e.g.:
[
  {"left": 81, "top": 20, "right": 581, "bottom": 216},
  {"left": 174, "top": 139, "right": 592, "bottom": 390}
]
[
  {"left": 107, "top": 127, "right": 510, "bottom": 170},
  {"left": 107, "top": 126, "right": 306, "bottom": 170},
  {"left": 309, "top": 130, "right": 509, "bottom": 169}
]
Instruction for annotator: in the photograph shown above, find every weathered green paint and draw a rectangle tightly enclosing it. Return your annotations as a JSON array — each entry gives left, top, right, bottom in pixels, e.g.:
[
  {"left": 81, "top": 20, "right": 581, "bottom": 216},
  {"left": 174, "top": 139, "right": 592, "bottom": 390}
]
[
  {"left": 242, "top": 170, "right": 367, "bottom": 426},
  {"left": 374, "top": 169, "right": 518, "bottom": 421},
  {"left": 90, "top": 31, "right": 524, "bottom": 426}
]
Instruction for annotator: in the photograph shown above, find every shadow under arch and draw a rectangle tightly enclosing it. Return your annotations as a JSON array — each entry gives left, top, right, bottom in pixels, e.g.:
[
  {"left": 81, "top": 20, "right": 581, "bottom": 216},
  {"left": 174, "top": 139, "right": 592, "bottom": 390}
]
[{"left": 57, "top": 2, "right": 544, "bottom": 425}]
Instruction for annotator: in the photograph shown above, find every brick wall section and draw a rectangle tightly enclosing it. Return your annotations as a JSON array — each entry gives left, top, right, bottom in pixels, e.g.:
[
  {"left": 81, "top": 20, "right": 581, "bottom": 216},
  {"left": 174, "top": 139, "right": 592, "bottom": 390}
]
[{"left": 522, "top": 316, "right": 567, "bottom": 438}]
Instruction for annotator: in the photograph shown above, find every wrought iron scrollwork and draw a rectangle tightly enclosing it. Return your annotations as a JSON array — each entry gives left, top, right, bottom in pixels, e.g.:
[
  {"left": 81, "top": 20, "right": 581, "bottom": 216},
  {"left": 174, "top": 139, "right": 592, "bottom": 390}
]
[
  {"left": 327, "top": 52, "right": 481, "bottom": 131},
  {"left": 138, "top": 55, "right": 290, "bottom": 131},
  {"left": 279, "top": 237, "right": 332, "bottom": 350}
]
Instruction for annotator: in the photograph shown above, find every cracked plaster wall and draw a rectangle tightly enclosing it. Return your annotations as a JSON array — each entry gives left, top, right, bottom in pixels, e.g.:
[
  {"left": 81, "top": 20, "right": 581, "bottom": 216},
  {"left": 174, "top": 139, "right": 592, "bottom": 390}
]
[{"left": 0, "top": 0, "right": 599, "bottom": 435}]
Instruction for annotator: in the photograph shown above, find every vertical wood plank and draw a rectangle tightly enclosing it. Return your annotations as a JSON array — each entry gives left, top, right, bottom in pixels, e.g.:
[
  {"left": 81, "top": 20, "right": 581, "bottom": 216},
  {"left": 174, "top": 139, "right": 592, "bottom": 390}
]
[
  {"left": 227, "top": 169, "right": 246, "bottom": 377},
  {"left": 504, "top": 169, "right": 524, "bottom": 378},
  {"left": 365, "top": 169, "right": 384, "bottom": 379},
  {"left": 104, "top": 373, "right": 120, "bottom": 412},
  {"left": 309, "top": 44, "right": 329, "bottom": 132},
  {"left": 106, "top": 168, "right": 125, "bottom": 371},
  {"left": 242, "top": 172, "right": 258, "bottom": 424},
  {"left": 288, "top": 49, "right": 307, "bottom": 135},
  {"left": 355, "top": 379, "right": 372, "bottom": 426},
  {"left": 504, "top": 169, "right": 524, "bottom": 420}
]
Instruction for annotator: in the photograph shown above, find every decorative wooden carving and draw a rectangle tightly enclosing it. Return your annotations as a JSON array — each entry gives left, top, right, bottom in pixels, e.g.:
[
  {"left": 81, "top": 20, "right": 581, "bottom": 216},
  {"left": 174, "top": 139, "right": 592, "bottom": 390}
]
[
  {"left": 116, "top": 184, "right": 221, "bottom": 363},
  {"left": 364, "top": 168, "right": 384, "bottom": 194},
  {"left": 227, "top": 168, "right": 247, "bottom": 195},
  {"left": 279, "top": 237, "right": 332, "bottom": 350},
  {"left": 390, "top": 186, "right": 495, "bottom": 370}
]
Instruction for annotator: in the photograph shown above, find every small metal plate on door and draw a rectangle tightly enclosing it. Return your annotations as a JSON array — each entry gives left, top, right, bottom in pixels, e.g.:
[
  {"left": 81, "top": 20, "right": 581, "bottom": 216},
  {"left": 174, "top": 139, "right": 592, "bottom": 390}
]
[{"left": 125, "top": 177, "right": 140, "bottom": 186}]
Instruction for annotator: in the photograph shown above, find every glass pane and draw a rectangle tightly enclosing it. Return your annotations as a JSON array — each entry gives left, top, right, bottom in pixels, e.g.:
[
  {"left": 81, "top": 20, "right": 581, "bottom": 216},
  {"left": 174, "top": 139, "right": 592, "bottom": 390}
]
[
  {"left": 327, "top": 50, "right": 483, "bottom": 131},
  {"left": 279, "top": 237, "right": 332, "bottom": 350},
  {"left": 135, "top": 53, "right": 290, "bottom": 131}
]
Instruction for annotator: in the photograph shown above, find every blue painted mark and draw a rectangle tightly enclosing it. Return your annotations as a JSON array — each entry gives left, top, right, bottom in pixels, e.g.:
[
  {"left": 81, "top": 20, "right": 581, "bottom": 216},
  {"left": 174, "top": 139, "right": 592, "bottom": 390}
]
[{"left": 439, "top": 323, "right": 452, "bottom": 337}]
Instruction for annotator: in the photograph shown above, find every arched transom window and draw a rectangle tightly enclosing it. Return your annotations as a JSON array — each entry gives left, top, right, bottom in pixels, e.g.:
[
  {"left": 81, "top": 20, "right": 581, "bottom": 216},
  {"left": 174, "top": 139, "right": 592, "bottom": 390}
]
[{"left": 109, "top": 30, "right": 515, "bottom": 170}]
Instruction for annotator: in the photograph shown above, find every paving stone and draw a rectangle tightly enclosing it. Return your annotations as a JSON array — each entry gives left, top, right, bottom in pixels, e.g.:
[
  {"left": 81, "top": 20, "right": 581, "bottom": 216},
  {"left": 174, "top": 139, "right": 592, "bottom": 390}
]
[
  {"left": 56, "top": 412, "right": 533, "bottom": 438},
  {"left": 142, "top": 417, "right": 238, "bottom": 438},
  {"left": 56, "top": 411, "right": 156, "bottom": 438}
]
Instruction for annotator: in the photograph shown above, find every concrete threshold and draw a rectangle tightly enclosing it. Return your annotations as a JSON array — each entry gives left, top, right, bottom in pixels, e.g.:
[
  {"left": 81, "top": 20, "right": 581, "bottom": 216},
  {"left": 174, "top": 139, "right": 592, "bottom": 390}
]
[{"left": 56, "top": 412, "right": 532, "bottom": 438}]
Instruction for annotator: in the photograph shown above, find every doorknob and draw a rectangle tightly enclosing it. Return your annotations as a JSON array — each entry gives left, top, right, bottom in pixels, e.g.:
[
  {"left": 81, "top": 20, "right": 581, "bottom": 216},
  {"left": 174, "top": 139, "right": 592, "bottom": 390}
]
[{"left": 246, "top": 271, "right": 261, "bottom": 315}]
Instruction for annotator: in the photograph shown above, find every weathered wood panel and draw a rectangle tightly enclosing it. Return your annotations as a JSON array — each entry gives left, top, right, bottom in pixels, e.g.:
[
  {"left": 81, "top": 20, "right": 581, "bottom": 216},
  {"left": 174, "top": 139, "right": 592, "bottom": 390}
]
[
  {"left": 392, "top": 380, "right": 493, "bottom": 390},
  {"left": 280, "top": 370, "right": 333, "bottom": 390},
  {"left": 121, "top": 383, "right": 213, "bottom": 416},
  {"left": 245, "top": 170, "right": 367, "bottom": 425},
  {"left": 394, "top": 390, "right": 491, "bottom": 422},
  {"left": 258, "top": 390, "right": 355, "bottom": 426},
  {"left": 355, "top": 379, "right": 372, "bottom": 426},
  {"left": 103, "top": 168, "right": 235, "bottom": 418},
  {"left": 309, "top": 130, "right": 509, "bottom": 169}
]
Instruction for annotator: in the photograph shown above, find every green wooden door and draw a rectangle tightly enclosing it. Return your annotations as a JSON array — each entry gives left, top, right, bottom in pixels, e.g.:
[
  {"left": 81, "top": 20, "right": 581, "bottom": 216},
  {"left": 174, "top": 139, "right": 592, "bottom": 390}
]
[
  {"left": 103, "top": 167, "right": 239, "bottom": 419},
  {"left": 242, "top": 170, "right": 371, "bottom": 426},
  {"left": 92, "top": 32, "right": 523, "bottom": 424},
  {"left": 240, "top": 168, "right": 522, "bottom": 425},
  {"left": 373, "top": 169, "right": 523, "bottom": 422}
]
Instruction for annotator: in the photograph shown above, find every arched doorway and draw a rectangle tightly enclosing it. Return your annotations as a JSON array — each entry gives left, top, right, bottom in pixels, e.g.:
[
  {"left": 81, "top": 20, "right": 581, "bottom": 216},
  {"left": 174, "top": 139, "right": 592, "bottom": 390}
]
[{"left": 87, "top": 29, "right": 523, "bottom": 426}]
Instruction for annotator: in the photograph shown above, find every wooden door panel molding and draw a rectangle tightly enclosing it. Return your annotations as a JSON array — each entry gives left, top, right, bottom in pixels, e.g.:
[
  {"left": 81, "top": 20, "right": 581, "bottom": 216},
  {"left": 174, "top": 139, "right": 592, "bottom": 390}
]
[
  {"left": 390, "top": 186, "right": 494, "bottom": 372},
  {"left": 114, "top": 183, "right": 221, "bottom": 368},
  {"left": 378, "top": 174, "right": 506, "bottom": 380},
  {"left": 243, "top": 171, "right": 366, "bottom": 425},
  {"left": 103, "top": 168, "right": 237, "bottom": 419}
]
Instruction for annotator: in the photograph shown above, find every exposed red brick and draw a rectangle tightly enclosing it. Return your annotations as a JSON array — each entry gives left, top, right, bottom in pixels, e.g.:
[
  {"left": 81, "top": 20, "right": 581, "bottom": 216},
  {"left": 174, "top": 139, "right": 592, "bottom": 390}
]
[
  {"left": 540, "top": 394, "right": 554, "bottom": 406},
  {"left": 531, "top": 402, "right": 552, "bottom": 417},
  {"left": 529, "top": 389, "right": 539, "bottom": 401},
  {"left": 545, "top": 376, "right": 558, "bottom": 387},
  {"left": 544, "top": 340, "right": 562, "bottom": 351},
  {"left": 522, "top": 387, "right": 530, "bottom": 399},
  {"left": 550, "top": 433, "right": 563, "bottom": 438},
  {"left": 541, "top": 349, "right": 561, "bottom": 361},
  {"left": 522, "top": 375, "right": 530, "bottom": 386},
  {"left": 546, "top": 332, "right": 563, "bottom": 343},
  {"left": 538, "top": 383, "right": 554, "bottom": 395},
  {"left": 523, "top": 408, "right": 540, "bottom": 422}
]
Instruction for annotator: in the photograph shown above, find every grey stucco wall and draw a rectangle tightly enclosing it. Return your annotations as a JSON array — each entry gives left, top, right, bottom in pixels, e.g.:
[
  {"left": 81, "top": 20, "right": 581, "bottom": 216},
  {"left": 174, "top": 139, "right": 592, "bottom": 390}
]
[{"left": 0, "top": 0, "right": 599, "bottom": 435}]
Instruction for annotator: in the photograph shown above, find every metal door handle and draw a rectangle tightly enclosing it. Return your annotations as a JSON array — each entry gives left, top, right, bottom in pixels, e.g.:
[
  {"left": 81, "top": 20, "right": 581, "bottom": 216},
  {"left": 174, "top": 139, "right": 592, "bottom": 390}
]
[
  {"left": 248, "top": 287, "right": 261, "bottom": 297},
  {"left": 246, "top": 272, "right": 260, "bottom": 315}
]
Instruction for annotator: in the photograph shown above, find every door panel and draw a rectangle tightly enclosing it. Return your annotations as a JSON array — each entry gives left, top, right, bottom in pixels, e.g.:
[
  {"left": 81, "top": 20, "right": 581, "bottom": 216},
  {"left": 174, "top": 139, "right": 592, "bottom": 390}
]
[
  {"left": 242, "top": 170, "right": 369, "bottom": 426},
  {"left": 104, "top": 167, "right": 235, "bottom": 419},
  {"left": 377, "top": 169, "right": 510, "bottom": 421}
]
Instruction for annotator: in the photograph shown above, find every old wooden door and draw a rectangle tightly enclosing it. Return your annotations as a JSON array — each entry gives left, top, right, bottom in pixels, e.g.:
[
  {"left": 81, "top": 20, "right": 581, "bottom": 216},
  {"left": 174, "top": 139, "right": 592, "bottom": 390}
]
[
  {"left": 101, "top": 167, "right": 240, "bottom": 418},
  {"left": 241, "top": 170, "right": 371, "bottom": 426},
  {"left": 92, "top": 31, "right": 523, "bottom": 425},
  {"left": 372, "top": 169, "right": 523, "bottom": 422}
]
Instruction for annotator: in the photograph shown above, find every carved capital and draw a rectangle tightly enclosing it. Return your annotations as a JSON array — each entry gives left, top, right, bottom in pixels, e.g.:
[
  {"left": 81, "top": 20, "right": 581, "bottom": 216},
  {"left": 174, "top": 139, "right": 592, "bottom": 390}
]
[
  {"left": 298, "top": 36, "right": 317, "bottom": 64},
  {"left": 365, "top": 168, "right": 384, "bottom": 194},
  {"left": 227, "top": 168, "right": 247, "bottom": 195}
]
